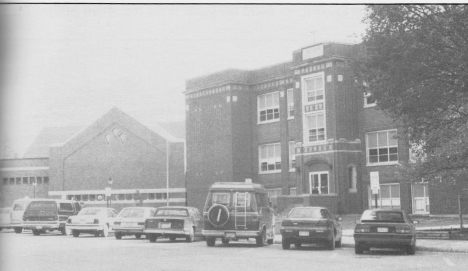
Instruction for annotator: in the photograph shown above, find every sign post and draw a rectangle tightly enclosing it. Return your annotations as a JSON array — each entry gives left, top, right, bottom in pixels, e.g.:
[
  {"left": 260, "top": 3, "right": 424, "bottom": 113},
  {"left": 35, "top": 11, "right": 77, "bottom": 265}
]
[
  {"left": 370, "top": 171, "right": 380, "bottom": 209},
  {"left": 105, "top": 187, "right": 111, "bottom": 208}
]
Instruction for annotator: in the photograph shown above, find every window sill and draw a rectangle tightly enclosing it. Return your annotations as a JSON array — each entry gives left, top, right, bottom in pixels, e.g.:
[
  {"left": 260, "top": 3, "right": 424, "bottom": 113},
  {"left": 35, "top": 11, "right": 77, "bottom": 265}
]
[
  {"left": 287, "top": 117, "right": 295, "bottom": 120},
  {"left": 289, "top": 169, "right": 296, "bottom": 172},
  {"left": 258, "top": 170, "right": 281, "bottom": 175},
  {"left": 304, "top": 193, "right": 337, "bottom": 197},
  {"left": 363, "top": 104, "right": 376, "bottom": 108},
  {"left": 257, "top": 119, "right": 280, "bottom": 125},
  {"left": 366, "top": 162, "right": 399, "bottom": 167},
  {"left": 302, "top": 140, "right": 328, "bottom": 147},
  {"left": 349, "top": 189, "right": 357, "bottom": 193}
]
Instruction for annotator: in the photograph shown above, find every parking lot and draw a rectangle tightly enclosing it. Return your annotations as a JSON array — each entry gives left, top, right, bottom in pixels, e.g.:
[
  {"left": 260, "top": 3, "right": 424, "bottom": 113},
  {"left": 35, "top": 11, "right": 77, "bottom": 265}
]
[{"left": 1, "top": 229, "right": 467, "bottom": 271}]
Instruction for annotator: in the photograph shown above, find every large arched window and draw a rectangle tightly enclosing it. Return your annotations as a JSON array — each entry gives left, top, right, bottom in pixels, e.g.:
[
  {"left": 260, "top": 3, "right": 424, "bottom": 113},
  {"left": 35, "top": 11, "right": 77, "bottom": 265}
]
[{"left": 348, "top": 164, "right": 357, "bottom": 193}]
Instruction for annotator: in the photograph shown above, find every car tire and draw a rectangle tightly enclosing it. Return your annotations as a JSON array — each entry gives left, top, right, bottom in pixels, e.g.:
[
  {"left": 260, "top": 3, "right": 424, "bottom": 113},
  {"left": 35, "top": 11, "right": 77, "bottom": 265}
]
[
  {"left": 256, "top": 229, "right": 267, "bottom": 247},
  {"left": 169, "top": 236, "right": 176, "bottom": 241},
  {"left": 206, "top": 237, "right": 216, "bottom": 247},
  {"left": 295, "top": 242, "right": 302, "bottom": 248},
  {"left": 282, "top": 237, "right": 291, "bottom": 250},
  {"left": 72, "top": 230, "right": 80, "bottom": 237},
  {"left": 115, "top": 232, "right": 122, "bottom": 240},
  {"left": 186, "top": 228, "right": 195, "bottom": 242},
  {"left": 135, "top": 233, "right": 142, "bottom": 239},
  {"left": 149, "top": 234, "right": 157, "bottom": 243},
  {"left": 61, "top": 226, "right": 70, "bottom": 236},
  {"left": 335, "top": 235, "right": 342, "bottom": 248},
  {"left": 355, "top": 243, "right": 364, "bottom": 254},
  {"left": 32, "top": 229, "right": 40, "bottom": 236},
  {"left": 221, "top": 238, "right": 230, "bottom": 245},
  {"left": 93, "top": 231, "right": 100, "bottom": 237},
  {"left": 267, "top": 238, "right": 274, "bottom": 245},
  {"left": 327, "top": 232, "right": 335, "bottom": 250},
  {"left": 101, "top": 225, "right": 109, "bottom": 237},
  {"left": 14, "top": 227, "right": 23, "bottom": 234},
  {"left": 406, "top": 238, "right": 416, "bottom": 255}
]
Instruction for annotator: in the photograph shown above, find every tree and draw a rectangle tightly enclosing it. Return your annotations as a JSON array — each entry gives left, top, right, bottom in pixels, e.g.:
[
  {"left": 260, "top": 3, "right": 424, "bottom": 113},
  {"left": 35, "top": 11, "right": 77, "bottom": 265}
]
[{"left": 354, "top": 5, "right": 468, "bottom": 182}]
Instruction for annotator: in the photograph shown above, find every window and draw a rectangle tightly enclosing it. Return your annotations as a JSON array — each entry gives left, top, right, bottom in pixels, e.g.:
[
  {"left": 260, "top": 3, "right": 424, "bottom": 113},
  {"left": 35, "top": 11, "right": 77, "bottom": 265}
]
[
  {"left": 118, "top": 194, "right": 125, "bottom": 201},
  {"left": 309, "top": 172, "right": 329, "bottom": 194},
  {"left": 9, "top": 178, "right": 14, "bottom": 185},
  {"left": 306, "top": 113, "right": 325, "bottom": 142},
  {"left": 304, "top": 75, "right": 324, "bottom": 103},
  {"left": 258, "top": 92, "right": 280, "bottom": 123},
  {"left": 82, "top": 195, "right": 88, "bottom": 201},
  {"left": 148, "top": 193, "right": 155, "bottom": 200},
  {"left": 125, "top": 194, "right": 133, "bottom": 201},
  {"left": 287, "top": 89, "right": 294, "bottom": 118},
  {"left": 259, "top": 143, "right": 281, "bottom": 173},
  {"left": 212, "top": 193, "right": 230, "bottom": 205},
  {"left": 290, "top": 187, "right": 297, "bottom": 196},
  {"left": 366, "top": 130, "right": 398, "bottom": 165},
  {"left": 37, "top": 177, "right": 43, "bottom": 185},
  {"left": 29, "top": 177, "right": 36, "bottom": 185},
  {"left": 90, "top": 195, "right": 96, "bottom": 201},
  {"left": 267, "top": 188, "right": 282, "bottom": 198},
  {"left": 22, "top": 177, "right": 28, "bottom": 185},
  {"left": 364, "top": 91, "right": 376, "bottom": 108},
  {"left": 289, "top": 141, "right": 296, "bottom": 171},
  {"left": 16, "top": 177, "right": 21, "bottom": 185},
  {"left": 44, "top": 177, "right": 49, "bottom": 184},
  {"left": 371, "top": 183, "right": 400, "bottom": 209},
  {"left": 3, "top": 178, "right": 7, "bottom": 185},
  {"left": 348, "top": 165, "right": 357, "bottom": 192}
]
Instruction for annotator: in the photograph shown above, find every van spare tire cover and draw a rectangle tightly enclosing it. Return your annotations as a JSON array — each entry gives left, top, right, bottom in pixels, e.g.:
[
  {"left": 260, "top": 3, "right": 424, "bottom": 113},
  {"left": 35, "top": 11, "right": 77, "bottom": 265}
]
[{"left": 208, "top": 204, "right": 230, "bottom": 226}]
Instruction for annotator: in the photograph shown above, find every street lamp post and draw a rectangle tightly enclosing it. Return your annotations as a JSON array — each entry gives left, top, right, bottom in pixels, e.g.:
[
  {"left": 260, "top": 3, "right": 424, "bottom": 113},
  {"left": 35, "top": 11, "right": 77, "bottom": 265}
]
[
  {"left": 33, "top": 180, "right": 37, "bottom": 198},
  {"left": 106, "top": 178, "right": 113, "bottom": 208}
]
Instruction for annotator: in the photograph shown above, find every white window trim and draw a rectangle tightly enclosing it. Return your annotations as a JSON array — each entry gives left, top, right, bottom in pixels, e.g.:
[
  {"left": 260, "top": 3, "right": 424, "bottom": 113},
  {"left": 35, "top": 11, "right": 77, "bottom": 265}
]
[
  {"left": 308, "top": 171, "right": 330, "bottom": 195},
  {"left": 366, "top": 129, "right": 399, "bottom": 166},
  {"left": 258, "top": 143, "right": 282, "bottom": 174},
  {"left": 289, "top": 141, "right": 296, "bottom": 172},
  {"left": 302, "top": 72, "right": 327, "bottom": 146},
  {"left": 363, "top": 92, "right": 376, "bottom": 108},
  {"left": 348, "top": 164, "right": 357, "bottom": 193},
  {"left": 372, "top": 183, "right": 401, "bottom": 209},
  {"left": 257, "top": 91, "right": 280, "bottom": 124},
  {"left": 287, "top": 88, "right": 294, "bottom": 120}
]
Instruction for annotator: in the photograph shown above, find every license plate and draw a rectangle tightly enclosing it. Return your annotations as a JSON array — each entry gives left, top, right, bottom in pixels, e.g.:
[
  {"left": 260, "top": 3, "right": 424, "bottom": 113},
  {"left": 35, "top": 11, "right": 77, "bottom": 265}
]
[
  {"left": 36, "top": 226, "right": 42, "bottom": 230},
  {"left": 299, "top": 231, "right": 309, "bottom": 236},
  {"left": 160, "top": 222, "right": 171, "bottom": 229},
  {"left": 225, "top": 232, "right": 236, "bottom": 238},
  {"left": 377, "top": 227, "right": 388, "bottom": 233}
]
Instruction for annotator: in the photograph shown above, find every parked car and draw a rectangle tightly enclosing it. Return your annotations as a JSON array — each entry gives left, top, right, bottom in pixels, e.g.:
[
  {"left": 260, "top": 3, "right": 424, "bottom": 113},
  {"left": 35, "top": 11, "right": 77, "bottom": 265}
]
[
  {"left": 354, "top": 209, "right": 418, "bottom": 255},
  {"left": 202, "top": 180, "right": 275, "bottom": 247},
  {"left": 113, "top": 207, "right": 157, "bottom": 239},
  {"left": 22, "top": 199, "right": 81, "bottom": 236},
  {"left": 67, "top": 207, "right": 119, "bottom": 237},
  {"left": 0, "top": 207, "right": 12, "bottom": 230},
  {"left": 10, "top": 197, "right": 32, "bottom": 233},
  {"left": 280, "top": 206, "right": 343, "bottom": 250},
  {"left": 145, "top": 206, "right": 203, "bottom": 243}
]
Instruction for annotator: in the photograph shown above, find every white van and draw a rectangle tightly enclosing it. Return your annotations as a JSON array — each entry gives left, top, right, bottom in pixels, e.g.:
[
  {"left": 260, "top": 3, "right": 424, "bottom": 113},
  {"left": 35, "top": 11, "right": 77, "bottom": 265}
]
[{"left": 11, "top": 197, "right": 32, "bottom": 233}]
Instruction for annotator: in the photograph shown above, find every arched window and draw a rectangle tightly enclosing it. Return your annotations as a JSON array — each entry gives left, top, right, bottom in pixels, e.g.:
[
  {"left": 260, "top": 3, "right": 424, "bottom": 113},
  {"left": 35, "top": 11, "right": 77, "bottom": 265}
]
[{"left": 348, "top": 164, "right": 357, "bottom": 192}]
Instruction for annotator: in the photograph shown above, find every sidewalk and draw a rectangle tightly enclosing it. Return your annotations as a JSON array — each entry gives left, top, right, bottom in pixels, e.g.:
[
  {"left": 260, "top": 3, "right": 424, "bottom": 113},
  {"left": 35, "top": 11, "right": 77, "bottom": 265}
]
[{"left": 273, "top": 230, "right": 468, "bottom": 253}]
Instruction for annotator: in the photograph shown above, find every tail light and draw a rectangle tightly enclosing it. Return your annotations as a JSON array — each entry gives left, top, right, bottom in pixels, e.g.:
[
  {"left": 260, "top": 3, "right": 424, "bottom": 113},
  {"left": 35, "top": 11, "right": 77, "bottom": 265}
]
[
  {"left": 355, "top": 224, "right": 370, "bottom": 233},
  {"left": 282, "top": 220, "right": 293, "bottom": 226},
  {"left": 94, "top": 219, "right": 99, "bottom": 224},
  {"left": 395, "top": 225, "right": 411, "bottom": 233}
]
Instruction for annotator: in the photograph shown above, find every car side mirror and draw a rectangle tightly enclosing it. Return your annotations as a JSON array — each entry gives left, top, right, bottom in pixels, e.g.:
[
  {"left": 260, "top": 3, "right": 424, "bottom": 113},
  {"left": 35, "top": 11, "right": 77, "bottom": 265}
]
[
  {"left": 336, "top": 216, "right": 343, "bottom": 221},
  {"left": 412, "top": 220, "right": 419, "bottom": 224}
]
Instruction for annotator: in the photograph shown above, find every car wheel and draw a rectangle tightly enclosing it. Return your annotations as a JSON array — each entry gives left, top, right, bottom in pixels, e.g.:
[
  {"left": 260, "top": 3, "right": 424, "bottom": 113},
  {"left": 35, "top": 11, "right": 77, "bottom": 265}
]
[
  {"left": 282, "top": 237, "right": 291, "bottom": 250},
  {"left": 256, "top": 228, "right": 267, "bottom": 247},
  {"left": 267, "top": 238, "right": 274, "bottom": 245},
  {"left": 135, "top": 233, "right": 142, "bottom": 239},
  {"left": 335, "top": 235, "right": 342, "bottom": 248},
  {"left": 101, "top": 225, "right": 109, "bottom": 237},
  {"left": 169, "top": 236, "right": 176, "bottom": 241},
  {"left": 355, "top": 243, "right": 364, "bottom": 254},
  {"left": 328, "top": 232, "right": 335, "bottom": 250},
  {"left": 32, "top": 229, "right": 40, "bottom": 236},
  {"left": 206, "top": 237, "right": 216, "bottom": 247},
  {"left": 93, "top": 231, "right": 100, "bottom": 237},
  {"left": 149, "top": 234, "right": 157, "bottom": 243},
  {"left": 295, "top": 242, "right": 302, "bottom": 248},
  {"left": 72, "top": 230, "right": 80, "bottom": 237},
  {"left": 186, "top": 227, "right": 195, "bottom": 243},
  {"left": 61, "top": 226, "right": 70, "bottom": 236},
  {"left": 115, "top": 232, "right": 122, "bottom": 240},
  {"left": 406, "top": 238, "right": 416, "bottom": 255},
  {"left": 221, "top": 238, "right": 230, "bottom": 245},
  {"left": 14, "top": 227, "right": 23, "bottom": 234}
]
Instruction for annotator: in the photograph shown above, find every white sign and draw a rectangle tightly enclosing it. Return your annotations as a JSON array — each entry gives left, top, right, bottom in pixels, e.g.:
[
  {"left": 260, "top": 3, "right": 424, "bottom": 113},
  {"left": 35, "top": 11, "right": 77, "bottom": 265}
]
[
  {"left": 302, "top": 44, "right": 324, "bottom": 60},
  {"left": 370, "top": 171, "right": 380, "bottom": 194},
  {"left": 105, "top": 187, "right": 112, "bottom": 197}
]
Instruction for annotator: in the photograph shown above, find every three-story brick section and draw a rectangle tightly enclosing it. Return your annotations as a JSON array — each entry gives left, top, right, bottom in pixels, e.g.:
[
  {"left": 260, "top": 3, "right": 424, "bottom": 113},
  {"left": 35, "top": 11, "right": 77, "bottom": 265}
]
[{"left": 185, "top": 42, "right": 468, "bottom": 215}]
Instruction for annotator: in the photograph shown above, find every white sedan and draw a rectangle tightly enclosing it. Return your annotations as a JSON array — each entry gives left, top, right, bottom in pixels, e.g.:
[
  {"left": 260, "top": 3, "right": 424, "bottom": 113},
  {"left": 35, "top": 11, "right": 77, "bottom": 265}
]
[
  {"left": 67, "top": 207, "right": 119, "bottom": 237},
  {"left": 113, "top": 207, "right": 157, "bottom": 239}
]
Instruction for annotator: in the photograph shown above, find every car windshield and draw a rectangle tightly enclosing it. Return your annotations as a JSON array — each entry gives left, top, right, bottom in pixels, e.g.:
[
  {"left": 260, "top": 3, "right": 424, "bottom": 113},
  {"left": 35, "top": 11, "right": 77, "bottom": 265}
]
[
  {"left": 119, "top": 208, "right": 145, "bottom": 218},
  {"left": 79, "top": 208, "right": 103, "bottom": 216},
  {"left": 156, "top": 209, "right": 188, "bottom": 217},
  {"left": 360, "top": 210, "right": 404, "bottom": 222},
  {"left": 289, "top": 208, "right": 325, "bottom": 219}
]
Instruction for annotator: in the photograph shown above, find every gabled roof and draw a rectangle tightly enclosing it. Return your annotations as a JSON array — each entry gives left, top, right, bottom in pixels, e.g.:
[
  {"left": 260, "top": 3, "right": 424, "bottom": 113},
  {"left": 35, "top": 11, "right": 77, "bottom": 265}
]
[{"left": 23, "top": 107, "right": 185, "bottom": 158}]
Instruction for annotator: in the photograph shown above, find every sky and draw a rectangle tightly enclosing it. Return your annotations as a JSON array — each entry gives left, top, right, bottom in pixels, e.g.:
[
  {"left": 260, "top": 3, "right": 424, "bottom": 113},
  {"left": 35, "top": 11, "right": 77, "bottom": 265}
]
[{"left": 1, "top": 4, "right": 367, "bottom": 158}]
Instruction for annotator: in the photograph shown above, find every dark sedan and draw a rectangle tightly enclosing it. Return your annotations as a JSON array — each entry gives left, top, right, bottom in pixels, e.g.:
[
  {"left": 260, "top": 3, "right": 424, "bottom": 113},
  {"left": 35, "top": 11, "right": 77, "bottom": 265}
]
[
  {"left": 354, "top": 209, "right": 418, "bottom": 255},
  {"left": 280, "top": 207, "right": 343, "bottom": 250}
]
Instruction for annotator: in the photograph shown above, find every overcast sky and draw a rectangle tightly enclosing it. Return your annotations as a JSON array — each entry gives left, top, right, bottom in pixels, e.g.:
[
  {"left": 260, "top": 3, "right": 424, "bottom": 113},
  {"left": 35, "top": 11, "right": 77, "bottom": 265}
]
[{"left": 1, "top": 4, "right": 367, "bottom": 157}]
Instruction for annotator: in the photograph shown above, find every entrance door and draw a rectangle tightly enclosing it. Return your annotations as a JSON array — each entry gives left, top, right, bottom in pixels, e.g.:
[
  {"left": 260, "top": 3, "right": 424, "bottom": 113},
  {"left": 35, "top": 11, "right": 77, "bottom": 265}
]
[{"left": 412, "top": 183, "right": 430, "bottom": 214}]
